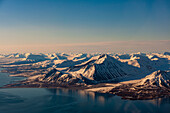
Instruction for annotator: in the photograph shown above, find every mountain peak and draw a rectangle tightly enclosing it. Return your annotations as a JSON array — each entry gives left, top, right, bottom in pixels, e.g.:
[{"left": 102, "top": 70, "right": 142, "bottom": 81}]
[
  {"left": 95, "top": 54, "right": 117, "bottom": 64},
  {"left": 135, "top": 70, "right": 170, "bottom": 88}
]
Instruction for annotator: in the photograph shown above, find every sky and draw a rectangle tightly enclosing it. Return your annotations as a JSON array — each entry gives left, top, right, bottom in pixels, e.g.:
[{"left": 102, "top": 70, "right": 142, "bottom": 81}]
[{"left": 0, "top": 0, "right": 170, "bottom": 53}]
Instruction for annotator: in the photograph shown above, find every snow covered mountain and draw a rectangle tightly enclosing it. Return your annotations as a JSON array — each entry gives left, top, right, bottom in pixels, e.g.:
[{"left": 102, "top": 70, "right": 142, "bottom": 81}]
[
  {"left": 109, "top": 70, "right": 170, "bottom": 100},
  {"left": 1, "top": 52, "right": 169, "bottom": 100},
  {"left": 164, "top": 52, "right": 170, "bottom": 55},
  {"left": 68, "top": 54, "right": 140, "bottom": 82},
  {"left": 28, "top": 54, "right": 141, "bottom": 85},
  {"left": 134, "top": 70, "right": 170, "bottom": 88},
  {"left": 1, "top": 52, "right": 169, "bottom": 86}
]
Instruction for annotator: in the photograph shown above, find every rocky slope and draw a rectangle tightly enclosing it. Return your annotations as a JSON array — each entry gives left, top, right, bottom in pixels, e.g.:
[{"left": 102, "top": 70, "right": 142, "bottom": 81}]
[
  {"left": 1, "top": 52, "right": 170, "bottom": 100},
  {"left": 109, "top": 70, "right": 170, "bottom": 100}
]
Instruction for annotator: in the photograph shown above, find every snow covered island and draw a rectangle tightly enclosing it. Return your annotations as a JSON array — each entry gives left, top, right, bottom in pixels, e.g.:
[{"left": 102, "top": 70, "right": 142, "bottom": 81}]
[{"left": 0, "top": 52, "right": 169, "bottom": 100}]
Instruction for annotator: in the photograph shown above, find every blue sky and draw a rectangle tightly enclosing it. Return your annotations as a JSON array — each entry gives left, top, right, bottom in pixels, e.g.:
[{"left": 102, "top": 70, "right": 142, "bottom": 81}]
[{"left": 0, "top": 0, "right": 169, "bottom": 53}]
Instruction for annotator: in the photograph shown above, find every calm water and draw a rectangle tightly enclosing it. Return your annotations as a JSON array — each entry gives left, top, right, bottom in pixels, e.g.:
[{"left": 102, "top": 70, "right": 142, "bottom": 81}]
[
  {"left": 0, "top": 68, "right": 26, "bottom": 87},
  {"left": 0, "top": 69, "right": 170, "bottom": 113}
]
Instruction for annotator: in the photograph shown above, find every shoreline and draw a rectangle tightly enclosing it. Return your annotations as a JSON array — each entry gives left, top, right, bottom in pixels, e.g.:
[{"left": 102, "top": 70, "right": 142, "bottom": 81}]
[
  {"left": 0, "top": 54, "right": 169, "bottom": 101},
  {"left": 1, "top": 81, "right": 170, "bottom": 100},
  {"left": 1, "top": 68, "right": 169, "bottom": 101}
]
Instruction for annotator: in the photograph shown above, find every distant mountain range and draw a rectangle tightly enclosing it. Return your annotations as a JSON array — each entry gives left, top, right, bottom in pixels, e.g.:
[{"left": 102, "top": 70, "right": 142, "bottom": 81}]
[
  {"left": 1, "top": 52, "right": 169, "bottom": 99},
  {"left": 1, "top": 52, "right": 169, "bottom": 85}
]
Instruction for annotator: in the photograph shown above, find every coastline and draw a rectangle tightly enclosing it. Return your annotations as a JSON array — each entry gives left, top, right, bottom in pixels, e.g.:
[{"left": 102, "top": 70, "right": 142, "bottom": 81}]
[
  {"left": 1, "top": 79, "right": 170, "bottom": 100},
  {"left": 0, "top": 53, "right": 169, "bottom": 101}
]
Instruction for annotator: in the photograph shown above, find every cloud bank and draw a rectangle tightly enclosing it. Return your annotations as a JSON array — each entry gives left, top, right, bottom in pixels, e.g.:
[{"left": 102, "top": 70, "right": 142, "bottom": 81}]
[{"left": 0, "top": 40, "right": 169, "bottom": 54}]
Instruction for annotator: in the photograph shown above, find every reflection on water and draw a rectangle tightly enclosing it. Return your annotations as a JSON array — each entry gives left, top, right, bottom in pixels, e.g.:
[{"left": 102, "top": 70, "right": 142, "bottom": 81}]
[
  {"left": 0, "top": 70, "right": 170, "bottom": 113},
  {"left": 46, "top": 88, "right": 170, "bottom": 107},
  {"left": 46, "top": 88, "right": 114, "bottom": 105},
  {"left": 0, "top": 88, "right": 170, "bottom": 113},
  {"left": 148, "top": 96, "right": 170, "bottom": 106}
]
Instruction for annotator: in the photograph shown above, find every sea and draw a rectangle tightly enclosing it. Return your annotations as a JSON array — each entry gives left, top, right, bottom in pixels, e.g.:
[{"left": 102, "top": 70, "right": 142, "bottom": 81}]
[{"left": 0, "top": 68, "right": 170, "bottom": 113}]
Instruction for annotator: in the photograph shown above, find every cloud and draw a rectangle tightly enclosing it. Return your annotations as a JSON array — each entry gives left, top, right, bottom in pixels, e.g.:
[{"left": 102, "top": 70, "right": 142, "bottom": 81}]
[{"left": 0, "top": 40, "right": 169, "bottom": 54}]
